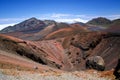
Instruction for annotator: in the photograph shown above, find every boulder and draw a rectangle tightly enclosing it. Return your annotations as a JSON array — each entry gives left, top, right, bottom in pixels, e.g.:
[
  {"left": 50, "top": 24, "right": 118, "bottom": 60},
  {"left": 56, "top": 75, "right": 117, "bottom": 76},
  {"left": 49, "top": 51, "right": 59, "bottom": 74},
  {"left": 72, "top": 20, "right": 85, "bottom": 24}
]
[{"left": 86, "top": 56, "right": 105, "bottom": 71}]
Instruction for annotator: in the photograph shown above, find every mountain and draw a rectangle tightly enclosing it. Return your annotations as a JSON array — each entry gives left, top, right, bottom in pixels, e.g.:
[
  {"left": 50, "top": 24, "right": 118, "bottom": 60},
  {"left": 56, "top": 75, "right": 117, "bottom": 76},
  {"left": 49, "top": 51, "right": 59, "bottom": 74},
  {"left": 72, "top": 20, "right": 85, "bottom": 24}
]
[
  {"left": 72, "top": 22, "right": 87, "bottom": 26},
  {"left": 0, "top": 17, "right": 111, "bottom": 41},
  {"left": 112, "top": 19, "right": 120, "bottom": 23},
  {"left": 0, "top": 18, "right": 71, "bottom": 34},
  {"left": 111, "top": 19, "right": 120, "bottom": 27},
  {"left": 86, "top": 17, "right": 112, "bottom": 27},
  {"left": 0, "top": 17, "right": 46, "bottom": 33},
  {"left": 29, "top": 23, "right": 71, "bottom": 40},
  {"left": 16, "top": 23, "right": 71, "bottom": 40},
  {"left": 102, "top": 19, "right": 120, "bottom": 33},
  {"left": 0, "top": 34, "right": 57, "bottom": 72},
  {"left": 105, "top": 21, "right": 120, "bottom": 33},
  {"left": 0, "top": 18, "right": 120, "bottom": 79},
  {"left": 0, "top": 31, "right": 120, "bottom": 71},
  {"left": 1, "top": 17, "right": 90, "bottom": 40},
  {"left": 43, "top": 20, "right": 56, "bottom": 26},
  {"left": 45, "top": 23, "right": 89, "bottom": 39},
  {"left": 0, "top": 18, "right": 72, "bottom": 40},
  {"left": 86, "top": 17, "right": 120, "bottom": 32}
]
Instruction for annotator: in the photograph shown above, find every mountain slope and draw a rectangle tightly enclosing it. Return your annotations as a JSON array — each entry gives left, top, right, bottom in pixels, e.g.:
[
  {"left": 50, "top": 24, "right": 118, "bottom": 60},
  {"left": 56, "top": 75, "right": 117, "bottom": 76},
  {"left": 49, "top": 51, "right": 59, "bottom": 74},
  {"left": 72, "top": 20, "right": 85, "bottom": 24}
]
[
  {"left": 0, "top": 18, "right": 73, "bottom": 40},
  {"left": 0, "top": 34, "right": 59, "bottom": 72},
  {"left": 0, "top": 31, "right": 120, "bottom": 71},
  {"left": 105, "top": 19, "right": 120, "bottom": 33},
  {"left": 0, "top": 17, "right": 46, "bottom": 33},
  {"left": 45, "top": 24, "right": 89, "bottom": 39},
  {"left": 86, "top": 17, "right": 112, "bottom": 27}
]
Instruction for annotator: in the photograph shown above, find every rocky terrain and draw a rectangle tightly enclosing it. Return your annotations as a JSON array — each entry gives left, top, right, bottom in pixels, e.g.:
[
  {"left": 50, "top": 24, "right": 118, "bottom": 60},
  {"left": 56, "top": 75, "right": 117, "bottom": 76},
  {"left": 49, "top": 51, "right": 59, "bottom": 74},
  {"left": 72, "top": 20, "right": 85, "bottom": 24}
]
[
  {"left": 0, "top": 18, "right": 71, "bottom": 40},
  {"left": 87, "top": 17, "right": 112, "bottom": 27},
  {"left": 0, "top": 17, "right": 120, "bottom": 80},
  {"left": 0, "top": 69, "right": 114, "bottom": 80},
  {"left": 87, "top": 17, "right": 120, "bottom": 29}
]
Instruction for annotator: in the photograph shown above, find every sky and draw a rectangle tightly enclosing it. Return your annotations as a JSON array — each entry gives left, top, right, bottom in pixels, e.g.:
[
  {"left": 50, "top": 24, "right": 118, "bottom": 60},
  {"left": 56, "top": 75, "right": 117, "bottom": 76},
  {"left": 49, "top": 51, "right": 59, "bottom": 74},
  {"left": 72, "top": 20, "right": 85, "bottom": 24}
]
[{"left": 0, "top": 0, "right": 120, "bottom": 30}]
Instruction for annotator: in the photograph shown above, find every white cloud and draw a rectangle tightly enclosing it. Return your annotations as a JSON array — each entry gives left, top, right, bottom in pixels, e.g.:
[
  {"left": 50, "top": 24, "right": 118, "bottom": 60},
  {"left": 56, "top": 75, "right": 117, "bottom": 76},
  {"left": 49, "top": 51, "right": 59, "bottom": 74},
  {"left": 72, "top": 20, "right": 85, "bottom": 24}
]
[
  {"left": 54, "top": 18, "right": 88, "bottom": 23},
  {"left": 39, "top": 13, "right": 88, "bottom": 23},
  {"left": 106, "top": 15, "right": 120, "bottom": 20},
  {"left": 51, "top": 13, "right": 71, "bottom": 18},
  {"left": 0, "top": 23, "right": 16, "bottom": 30},
  {"left": 39, "top": 13, "right": 120, "bottom": 23}
]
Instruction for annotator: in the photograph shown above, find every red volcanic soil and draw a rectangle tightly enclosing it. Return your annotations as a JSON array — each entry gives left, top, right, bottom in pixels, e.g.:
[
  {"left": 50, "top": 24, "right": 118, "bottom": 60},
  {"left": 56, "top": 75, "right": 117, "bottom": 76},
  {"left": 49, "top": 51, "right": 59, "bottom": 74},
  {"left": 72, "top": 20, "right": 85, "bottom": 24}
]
[
  {"left": 3, "top": 23, "right": 89, "bottom": 40},
  {"left": 0, "top": 30, "right": 120, "bottom": 72},
  {"left": 106, "top": 24, "right": 120, "bottom": 33},
  {"left": 44, "top": 31, "right": 120, "bottom": 71},
  {"left": 0, "top": 34, "right": 60, "bottom": 71},
  {"left": 45, "top": 24, "right": 88, "bottom": 40},
  {"left": 0, "top": 50, "right": 59, "bottom": 72}
]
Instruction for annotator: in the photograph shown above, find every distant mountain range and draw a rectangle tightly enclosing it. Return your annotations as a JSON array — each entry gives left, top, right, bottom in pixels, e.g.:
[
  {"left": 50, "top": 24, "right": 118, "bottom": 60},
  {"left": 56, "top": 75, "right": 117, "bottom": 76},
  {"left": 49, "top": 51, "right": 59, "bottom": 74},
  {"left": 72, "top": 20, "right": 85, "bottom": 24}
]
[
  {"left": 0, "top": 17, "right": 50, "bottom": 33},
  {"left": 0, "top": 17, "right": 120, "bottom": 40},
  {"left": 0, "top": 17, "right": 88, "bottom": 40},
  {"left": 86, "top": 17, "right": 120, "bottom": 27}
]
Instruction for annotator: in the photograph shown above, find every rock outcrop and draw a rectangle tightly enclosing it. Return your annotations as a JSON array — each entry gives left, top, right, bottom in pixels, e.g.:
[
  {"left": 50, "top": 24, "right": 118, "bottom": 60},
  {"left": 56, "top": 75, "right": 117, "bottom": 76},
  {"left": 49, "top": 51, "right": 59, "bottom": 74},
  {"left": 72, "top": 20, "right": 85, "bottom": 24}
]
[
  {"left": 86, "top": 56, "right": 105, "bottom": 71},
  {"left": 113, "top": 56, "right": 120, "bottom": 79}
]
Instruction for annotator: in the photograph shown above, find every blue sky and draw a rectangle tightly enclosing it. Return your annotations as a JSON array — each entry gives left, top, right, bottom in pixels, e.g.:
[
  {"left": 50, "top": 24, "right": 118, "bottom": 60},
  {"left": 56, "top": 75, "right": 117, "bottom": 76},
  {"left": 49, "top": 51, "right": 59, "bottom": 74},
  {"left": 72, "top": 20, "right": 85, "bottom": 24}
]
[{"left": 0, "top": 0, "right": 120, "bottom": 30}]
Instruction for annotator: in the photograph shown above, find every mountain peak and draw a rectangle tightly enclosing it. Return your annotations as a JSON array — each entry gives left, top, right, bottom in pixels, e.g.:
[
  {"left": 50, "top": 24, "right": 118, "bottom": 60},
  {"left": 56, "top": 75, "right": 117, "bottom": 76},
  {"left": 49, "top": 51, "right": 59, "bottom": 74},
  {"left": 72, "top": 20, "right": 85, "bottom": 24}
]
[
  {"left": 0, "top": 17, "right": 45, "bottom": 33},
  {"left": 86, "top": 17, "right": 112, "bottom": 27},
  {"left": 27, "top": 17, "right": 38, "bottom": 21}
]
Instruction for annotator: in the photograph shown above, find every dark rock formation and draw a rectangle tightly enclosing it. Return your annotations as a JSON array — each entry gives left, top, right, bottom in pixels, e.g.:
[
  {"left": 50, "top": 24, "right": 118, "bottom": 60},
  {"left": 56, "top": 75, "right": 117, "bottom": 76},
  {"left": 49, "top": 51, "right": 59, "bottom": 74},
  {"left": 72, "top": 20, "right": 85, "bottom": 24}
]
[
  {"left": 86, "top": 56, "right": 105, "bottom": 71},
  {"left": 113, "top": 56, "right": 120, "bottom": 79}
]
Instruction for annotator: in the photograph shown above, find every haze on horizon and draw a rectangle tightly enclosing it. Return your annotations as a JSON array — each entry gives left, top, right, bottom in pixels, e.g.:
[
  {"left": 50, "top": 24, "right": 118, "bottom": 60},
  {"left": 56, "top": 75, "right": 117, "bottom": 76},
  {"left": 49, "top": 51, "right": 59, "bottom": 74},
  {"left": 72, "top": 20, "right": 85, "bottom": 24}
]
[{"left": 0, "top": 0, "right": 120, "bottom": 30}]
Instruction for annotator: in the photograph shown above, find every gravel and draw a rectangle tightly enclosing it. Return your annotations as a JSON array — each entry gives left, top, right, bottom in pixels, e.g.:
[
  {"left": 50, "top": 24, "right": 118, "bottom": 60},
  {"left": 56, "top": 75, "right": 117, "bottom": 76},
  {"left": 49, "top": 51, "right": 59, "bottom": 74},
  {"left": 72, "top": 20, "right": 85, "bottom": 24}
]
[{"left": 0, "top": 69, "right": 114, "bottom": 80}]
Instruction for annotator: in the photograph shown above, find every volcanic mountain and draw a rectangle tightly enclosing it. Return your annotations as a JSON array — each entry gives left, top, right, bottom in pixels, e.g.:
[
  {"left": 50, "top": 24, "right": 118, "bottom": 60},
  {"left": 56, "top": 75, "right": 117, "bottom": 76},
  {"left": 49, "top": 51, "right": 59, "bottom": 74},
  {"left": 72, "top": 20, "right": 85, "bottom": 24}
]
[
  {"left": 0, "top": 17, "right": 47, "bottom": 33},
  {"left": 86, "top": 17, "right": 112, "bottom": 27},
  {"left": 0, "top": 30, "right": 120, "bottom": 71},
  {"left": 104, "top": 19, "right": 120, "bottom": 33},
  {"left": 0, "top": 17, "right": 120, "bottom": 79},
  {"left": 0, "top": 18, "right": 88, "bottom": 40}
]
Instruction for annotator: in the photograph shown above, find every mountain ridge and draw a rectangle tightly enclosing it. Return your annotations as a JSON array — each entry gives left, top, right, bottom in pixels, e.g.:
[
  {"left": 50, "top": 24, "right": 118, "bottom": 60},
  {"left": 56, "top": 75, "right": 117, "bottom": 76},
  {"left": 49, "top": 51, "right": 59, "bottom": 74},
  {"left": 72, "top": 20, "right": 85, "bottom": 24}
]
[{"left": 86, "top": 17, "right": 120, "bottom": 28}]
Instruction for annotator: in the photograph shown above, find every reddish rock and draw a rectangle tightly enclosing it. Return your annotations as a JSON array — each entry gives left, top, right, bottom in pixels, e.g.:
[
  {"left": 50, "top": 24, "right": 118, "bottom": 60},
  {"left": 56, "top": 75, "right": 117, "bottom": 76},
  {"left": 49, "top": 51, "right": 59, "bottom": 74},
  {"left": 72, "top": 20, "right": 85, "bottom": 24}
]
[{"left": 0, "top": 31, "right": 120, "bottom": 71}]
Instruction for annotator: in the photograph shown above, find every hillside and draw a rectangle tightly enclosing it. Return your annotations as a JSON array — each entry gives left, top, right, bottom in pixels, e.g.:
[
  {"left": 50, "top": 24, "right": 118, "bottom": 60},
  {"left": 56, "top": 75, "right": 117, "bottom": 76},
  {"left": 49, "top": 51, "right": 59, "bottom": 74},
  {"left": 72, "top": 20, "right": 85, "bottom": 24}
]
[
  {"left": 0, "top": 17, "right": 120, "bottom": 80},
  {"left": 86, "top": 17, "right": 120, "bottom": 31},
  {"left": 45, "top": 23, "right": 89, "bottom": 39},
  {"left": 1, "top": 17, "right": 118, "bottom": 40},
  {"left": 0, "top": 18, "right": 73, "bottom": 40},
  {"left": 86, "top": 17, "right": 112, "bottom": 27},
  {"left": 105, "top": 19, "right": 120, "bottom": 33},
  {"left": 0, "top": 17, "right": 46, "bottom": 33},
  {"left": 0, "top": 31, "right": 120, "bottom": 71}
]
